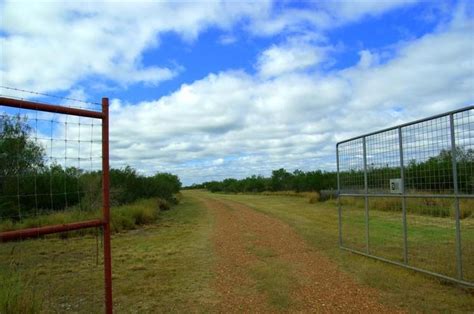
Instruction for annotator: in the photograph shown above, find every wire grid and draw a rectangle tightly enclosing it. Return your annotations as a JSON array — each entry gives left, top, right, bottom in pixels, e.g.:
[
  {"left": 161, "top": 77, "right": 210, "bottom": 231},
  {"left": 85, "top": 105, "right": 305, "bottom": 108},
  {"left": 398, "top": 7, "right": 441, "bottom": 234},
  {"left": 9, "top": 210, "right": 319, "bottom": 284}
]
[
  {"left": 454, "top": 109, "right": 474, "bottom": 194},
  {"left": 402, "top": 116, "right": 453, "bottom": 194},
  {"left": 454, "top": 109, "right": 474, "bottom": 282},
  {"left": 338, "top": 138, "right": 365, "bottom": 193},
  {"left": 0, "top": 100, "right": 106, "bottom": 310},
  {"left": 339, "top": 195, "right": 366, "bottom": 251},
  {"left": 0, "top": 106, "right": 103, "bottom": 222},
  {"left": 0, "top": 233, "right": 105, "bottom": 312},
  {"left": 368, "top": 196, "right": 404, "bottom": 262},
  {"left": 337, "top": 106, "right": 474, "bottom": 286},
  {"left": 365, "top": 129, "right": 400, "bottom": 193},
  {"left": 406, "top": 197, "right": 457, "bottom": 278}
]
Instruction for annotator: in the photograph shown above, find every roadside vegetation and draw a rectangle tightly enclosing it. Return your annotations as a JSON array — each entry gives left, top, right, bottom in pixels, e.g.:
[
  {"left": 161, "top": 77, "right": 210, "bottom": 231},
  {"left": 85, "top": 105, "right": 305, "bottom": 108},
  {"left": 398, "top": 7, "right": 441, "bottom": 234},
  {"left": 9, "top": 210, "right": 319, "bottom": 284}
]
[
  {"left": 0, "top": 114, "right": 181, "bottom": 232},
  {"left": 0, "top": 195, "right": 216, "bottom": 313},
  {"left": 189, "top": 146, "right": 474, "bottom": 220}
]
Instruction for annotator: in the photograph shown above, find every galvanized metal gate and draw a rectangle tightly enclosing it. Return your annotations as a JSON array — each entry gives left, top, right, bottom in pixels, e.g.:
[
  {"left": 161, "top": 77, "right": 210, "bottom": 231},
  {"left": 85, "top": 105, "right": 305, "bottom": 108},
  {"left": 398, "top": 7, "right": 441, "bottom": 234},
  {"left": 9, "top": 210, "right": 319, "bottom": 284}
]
[{"left": 337, "top": 106, "right": 474, "bottom": 287}]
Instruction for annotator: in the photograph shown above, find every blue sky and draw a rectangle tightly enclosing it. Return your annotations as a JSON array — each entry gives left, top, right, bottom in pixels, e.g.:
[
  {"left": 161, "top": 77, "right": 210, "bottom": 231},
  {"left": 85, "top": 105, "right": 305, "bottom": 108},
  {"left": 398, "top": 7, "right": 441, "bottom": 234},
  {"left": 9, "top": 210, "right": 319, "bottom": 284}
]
[{"left": 1, "top": 0, "right": 473, "bottom": 185}]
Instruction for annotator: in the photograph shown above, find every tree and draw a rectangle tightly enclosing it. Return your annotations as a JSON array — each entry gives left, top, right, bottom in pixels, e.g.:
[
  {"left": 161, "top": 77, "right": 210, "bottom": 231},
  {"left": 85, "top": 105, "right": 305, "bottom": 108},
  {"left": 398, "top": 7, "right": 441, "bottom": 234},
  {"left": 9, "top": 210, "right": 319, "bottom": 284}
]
[
  {"left": 1, "top": 114, "right": 46, "bottom": 218},
  {"left": 0, "top": 114, "right": 45, "bottom": 177},
  {"left": 271, "top": 168, "right": 292, "bottom": 191}
]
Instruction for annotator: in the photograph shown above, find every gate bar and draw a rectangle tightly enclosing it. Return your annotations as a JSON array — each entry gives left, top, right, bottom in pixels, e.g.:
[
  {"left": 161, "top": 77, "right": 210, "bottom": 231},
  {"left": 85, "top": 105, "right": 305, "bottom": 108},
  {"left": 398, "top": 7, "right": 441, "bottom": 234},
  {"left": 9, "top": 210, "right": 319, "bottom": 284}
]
[
  {"left": 0, "top": 219, "right": 103, "bottom": 242},
  {"left": 362, "top": 137, "right": 370, "bottom": 254},
  {"left": 336, "top": 146, "right": 342, "bottom": 247},
  {"left": 450, "top": 113, "right": 463, "bottom": 280},
  {"left": 339, "top": 193, "right": 474, "bottom": 199},
  {"left": 338, "top": 105, "right": 474, "bottom": 145},
  {"left": 102, "top": 98, "right": 113, "bottom": 314},
  {"left": 0, "top": 97, "right": 104, "bottom": 119},
  {"left": 398, "top": 127, "right": 408, "bottom": 264},
  {"left": 341, "top": 246, "right": 474, "bottom": 288}
]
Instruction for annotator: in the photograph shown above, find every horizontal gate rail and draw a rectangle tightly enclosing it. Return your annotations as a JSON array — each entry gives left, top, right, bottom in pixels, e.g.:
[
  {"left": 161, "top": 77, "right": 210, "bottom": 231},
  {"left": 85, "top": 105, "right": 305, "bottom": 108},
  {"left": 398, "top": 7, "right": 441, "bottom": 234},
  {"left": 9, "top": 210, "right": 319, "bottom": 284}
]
[
  {"left": 337, "top": 106, "right": 473, "bottom": 145},
  {"left": 0, "top": 96, "right": 104, "bottom": 118},
  {"left": 0, "top": 219, "right": 104, "bottom": 242}
]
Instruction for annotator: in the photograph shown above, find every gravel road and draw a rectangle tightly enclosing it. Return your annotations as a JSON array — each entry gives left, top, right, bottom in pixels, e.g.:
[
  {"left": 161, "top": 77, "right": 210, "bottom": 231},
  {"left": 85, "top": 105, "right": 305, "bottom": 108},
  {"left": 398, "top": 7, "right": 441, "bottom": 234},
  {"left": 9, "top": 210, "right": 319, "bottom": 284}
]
[{"left": 199, "top": 195, "right": 400, "bottom": 313}]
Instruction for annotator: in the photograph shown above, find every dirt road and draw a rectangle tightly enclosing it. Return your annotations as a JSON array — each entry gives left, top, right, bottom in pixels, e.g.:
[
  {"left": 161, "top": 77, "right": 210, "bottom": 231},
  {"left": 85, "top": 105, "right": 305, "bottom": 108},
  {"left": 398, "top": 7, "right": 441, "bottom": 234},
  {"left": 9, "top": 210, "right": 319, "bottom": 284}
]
[{"left": 198, "top": 194, "right": 398, "bottom": 313}]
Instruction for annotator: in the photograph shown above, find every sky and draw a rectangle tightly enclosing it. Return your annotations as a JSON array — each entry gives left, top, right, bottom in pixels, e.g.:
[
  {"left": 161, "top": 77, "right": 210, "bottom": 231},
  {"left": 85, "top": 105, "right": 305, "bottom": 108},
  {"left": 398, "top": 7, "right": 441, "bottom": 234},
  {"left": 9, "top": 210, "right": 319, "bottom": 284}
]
[{"left": 1, "top": 0, "right": 473, "bottom": 186}]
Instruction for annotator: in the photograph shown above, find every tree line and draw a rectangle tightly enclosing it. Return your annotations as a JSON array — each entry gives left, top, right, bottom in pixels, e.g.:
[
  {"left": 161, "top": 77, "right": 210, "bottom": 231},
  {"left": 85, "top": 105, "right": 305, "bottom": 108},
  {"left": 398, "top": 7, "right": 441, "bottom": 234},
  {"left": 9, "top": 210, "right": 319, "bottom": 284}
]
[
  {"left": 188, "top": 168, "right": 337, "bottom": 193},
  {"left": 0, "top": 114, "right": 181, "bottom": 220},
  {"left": 190, "top": 149, "right": 474, "bottom": 195}
]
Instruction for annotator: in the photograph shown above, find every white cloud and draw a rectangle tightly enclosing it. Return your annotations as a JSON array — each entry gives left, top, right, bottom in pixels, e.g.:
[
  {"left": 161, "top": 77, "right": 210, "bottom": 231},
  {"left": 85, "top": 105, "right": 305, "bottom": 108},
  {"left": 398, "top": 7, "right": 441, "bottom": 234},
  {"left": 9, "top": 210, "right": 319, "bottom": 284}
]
[
  {"left": 2, "top": 0, "right": 470, "bottom": 186},
  {"left": 0, "top": 1, "right": 270, "bottom": 92},
  {"left": 218, "top": 34, "right": 238, "bottom": 45},
  {"left": 247, "top": 0, "right": 421, "bottom": 36},
  {"left": 256, "top": 39, "right": 327, "bottom": 77},
  {"left": 325, "top": 0, "right": 421, "bottom": 23},
  {"left": 0, "top": 0, "right": 423, "bottom": 94},
  {"left": 98, "top": 9, "right": 473, "bottom": 185},
  {"left": 344, "top": 15, "right": 474, "bottom": 114}
]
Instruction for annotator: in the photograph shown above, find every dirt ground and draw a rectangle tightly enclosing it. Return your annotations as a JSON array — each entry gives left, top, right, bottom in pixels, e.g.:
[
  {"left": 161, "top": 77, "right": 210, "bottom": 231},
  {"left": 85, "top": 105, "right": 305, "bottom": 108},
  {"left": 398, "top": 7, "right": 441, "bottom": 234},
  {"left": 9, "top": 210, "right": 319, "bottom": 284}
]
[{"left": 198, "top": 195, "right": 400, "bottom": 313}]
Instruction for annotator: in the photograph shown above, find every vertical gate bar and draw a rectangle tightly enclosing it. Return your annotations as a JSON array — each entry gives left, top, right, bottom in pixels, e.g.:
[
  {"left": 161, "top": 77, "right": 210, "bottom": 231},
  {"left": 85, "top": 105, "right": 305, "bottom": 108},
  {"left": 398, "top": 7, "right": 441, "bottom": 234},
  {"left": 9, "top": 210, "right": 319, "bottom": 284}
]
[
  {"left": 449, "top": 113, "right": 463, "bottom": 280},
  {"left": 102, "top": 97, "right": 113, "bottom": 314},
  {"left": 363, "top": 136, "right": 370, "bottom": 254},
  {"left": 398, "top": 127, "right": 408, "bottom": 264},
  {"left": 336, "top": 144, "right": 342, "bottom": 247}
]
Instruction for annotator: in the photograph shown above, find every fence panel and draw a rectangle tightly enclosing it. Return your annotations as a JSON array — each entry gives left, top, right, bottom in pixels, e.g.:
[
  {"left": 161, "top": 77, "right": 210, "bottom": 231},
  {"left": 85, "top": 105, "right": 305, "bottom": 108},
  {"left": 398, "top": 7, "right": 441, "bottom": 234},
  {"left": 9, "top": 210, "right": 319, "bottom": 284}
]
[
  {"left": 337, "top": 106, "right": 474, "bottom": 287},
  {"left": 0, "top": 94, "right": 112, "bottom": 313}
]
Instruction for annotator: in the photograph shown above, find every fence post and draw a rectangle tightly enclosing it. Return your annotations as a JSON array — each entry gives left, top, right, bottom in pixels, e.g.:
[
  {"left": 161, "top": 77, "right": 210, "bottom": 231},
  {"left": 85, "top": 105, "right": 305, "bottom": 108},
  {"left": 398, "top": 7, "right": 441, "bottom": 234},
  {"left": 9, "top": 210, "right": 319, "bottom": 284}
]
[
  {"left": 398, "top": 127, "right": 408, "bottom": 264},
  {"left": 336, "top": 145, "right": 342, "bottom": 247},
  {"left": 102, "top": 97, "right": 113, "bottom": 313},
  {"left": 449, "top": 113, "right": 463, "bottom": 280},
  {"left": 363, "top": 137, "right": 370, "bottom": 254}
]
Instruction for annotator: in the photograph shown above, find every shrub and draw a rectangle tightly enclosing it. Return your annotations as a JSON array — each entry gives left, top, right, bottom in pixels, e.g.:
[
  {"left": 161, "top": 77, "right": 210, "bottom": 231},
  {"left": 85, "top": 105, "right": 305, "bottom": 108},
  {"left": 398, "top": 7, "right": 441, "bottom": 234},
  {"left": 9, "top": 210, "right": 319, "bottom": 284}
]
[
  {"left": 0, "top": 198, "right": 165, "bottom": 235},
  {"left": 111, "top": 199, "right": 160, "bottom": 232},
  {"left": 308, "top": 192, "right": 320, "bottom": 204},
  {"left": 157, "top": 198, "right": 171, "bottom": 211},
  {"left": 319, "top": 190, "right": 337, "bottom": 202}
]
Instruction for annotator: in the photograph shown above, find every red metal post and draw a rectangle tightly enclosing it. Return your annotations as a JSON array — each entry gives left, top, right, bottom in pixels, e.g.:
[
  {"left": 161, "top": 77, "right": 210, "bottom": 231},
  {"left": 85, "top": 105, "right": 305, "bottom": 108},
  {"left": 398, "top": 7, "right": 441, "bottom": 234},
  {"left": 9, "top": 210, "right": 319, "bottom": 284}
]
[{"left": 102, "top": 97, "right": 113, "bottom": 314}]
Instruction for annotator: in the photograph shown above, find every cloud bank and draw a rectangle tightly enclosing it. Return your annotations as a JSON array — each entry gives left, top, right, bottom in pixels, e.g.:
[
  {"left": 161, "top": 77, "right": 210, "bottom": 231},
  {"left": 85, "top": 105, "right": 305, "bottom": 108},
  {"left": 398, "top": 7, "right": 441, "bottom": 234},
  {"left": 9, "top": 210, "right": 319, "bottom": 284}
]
[{"left": 1, "top": 1, "right": 472, "bottom": 185}]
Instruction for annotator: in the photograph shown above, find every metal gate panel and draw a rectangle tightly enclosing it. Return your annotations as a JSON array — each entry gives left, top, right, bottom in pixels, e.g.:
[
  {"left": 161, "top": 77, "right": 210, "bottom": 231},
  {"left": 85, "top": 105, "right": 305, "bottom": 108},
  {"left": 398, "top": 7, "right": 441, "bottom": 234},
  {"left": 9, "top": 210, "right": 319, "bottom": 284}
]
[{"left": 337, "top": 106, "right": 474, "bottom": 287}]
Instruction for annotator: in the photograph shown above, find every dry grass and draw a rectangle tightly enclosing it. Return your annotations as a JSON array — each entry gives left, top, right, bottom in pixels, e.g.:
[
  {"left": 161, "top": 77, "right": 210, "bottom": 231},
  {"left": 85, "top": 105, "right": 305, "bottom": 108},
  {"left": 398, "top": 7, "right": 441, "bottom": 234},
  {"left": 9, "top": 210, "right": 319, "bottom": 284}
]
[
  {"left": 0, "top": 198, "right": 164, "bottom": 235},
  {"left": 260, "top": 190, "right": 321, "bottom": 203},
  {"left": 210, "top": 192, "right": 474, "bottom": 312},
  {"left": 335, "top": 195, "right": 473, "bottom": 219},
  {"left": 1, "top": 191, "right": 472, "bottom": 313},
  {"left": 0, "top": 196, "right": 217, "bottom": 313}
]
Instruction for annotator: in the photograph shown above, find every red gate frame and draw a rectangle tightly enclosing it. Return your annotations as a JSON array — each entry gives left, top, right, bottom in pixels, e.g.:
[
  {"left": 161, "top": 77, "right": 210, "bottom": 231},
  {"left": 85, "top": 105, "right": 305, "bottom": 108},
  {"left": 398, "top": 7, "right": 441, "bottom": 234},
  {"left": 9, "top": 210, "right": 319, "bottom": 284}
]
[{"left": 0, "top": 97, "right": 113, "bottom": 314}]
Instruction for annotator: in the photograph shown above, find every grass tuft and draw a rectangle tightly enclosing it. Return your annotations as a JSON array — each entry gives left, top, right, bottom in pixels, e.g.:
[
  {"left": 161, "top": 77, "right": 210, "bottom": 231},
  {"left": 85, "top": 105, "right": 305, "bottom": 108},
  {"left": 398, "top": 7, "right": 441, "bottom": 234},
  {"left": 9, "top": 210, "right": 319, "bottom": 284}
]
[{"left": 0, "top": 270, "right": 42, "bottom": 314}]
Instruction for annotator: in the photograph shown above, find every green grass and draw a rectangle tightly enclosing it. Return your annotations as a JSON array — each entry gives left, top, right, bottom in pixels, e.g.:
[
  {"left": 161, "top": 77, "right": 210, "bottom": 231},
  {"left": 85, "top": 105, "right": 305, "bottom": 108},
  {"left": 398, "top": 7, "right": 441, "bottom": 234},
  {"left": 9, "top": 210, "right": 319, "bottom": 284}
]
[
  {"left": 1, "top": 191, "right": 473, "bottom": 312},
  {"left": 0, "top": 196, "right": 217, "bottom": 313},
  {"left": 0, "top": 271, "right": 42, "bottom": 313},
  {"left": 209, "top": 192, "right": 474, "bottom": 312},
  {"left": 338, "top": 195, "right": 474, "bottom": 218},
  {"left": 245, "top": 244, "right": 294, "bottom": 310}
]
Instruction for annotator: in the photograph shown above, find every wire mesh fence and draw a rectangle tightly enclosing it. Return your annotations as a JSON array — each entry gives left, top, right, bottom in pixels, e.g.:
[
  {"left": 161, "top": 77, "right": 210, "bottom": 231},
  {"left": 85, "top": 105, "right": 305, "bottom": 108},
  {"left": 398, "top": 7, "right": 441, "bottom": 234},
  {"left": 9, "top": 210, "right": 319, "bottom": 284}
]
[
  {"left": 0, "top": 93, "right": 112, "bottom": 312},
  {"left": 337, "top": 106, "right": 474, "bottom": 287}
]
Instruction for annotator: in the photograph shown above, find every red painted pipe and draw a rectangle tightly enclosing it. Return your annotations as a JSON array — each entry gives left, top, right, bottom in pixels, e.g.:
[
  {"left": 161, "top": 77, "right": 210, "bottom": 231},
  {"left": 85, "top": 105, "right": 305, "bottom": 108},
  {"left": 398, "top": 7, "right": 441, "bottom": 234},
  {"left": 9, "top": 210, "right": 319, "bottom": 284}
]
[
  {"left": 102, "top": 97, "right": 113, "bottom": 314},
  {"left": 0, "top": 219, "right": 104, "bottom": 242},
  {"left": 0, "top": 96, "right": 104, "bottom": 119}
]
